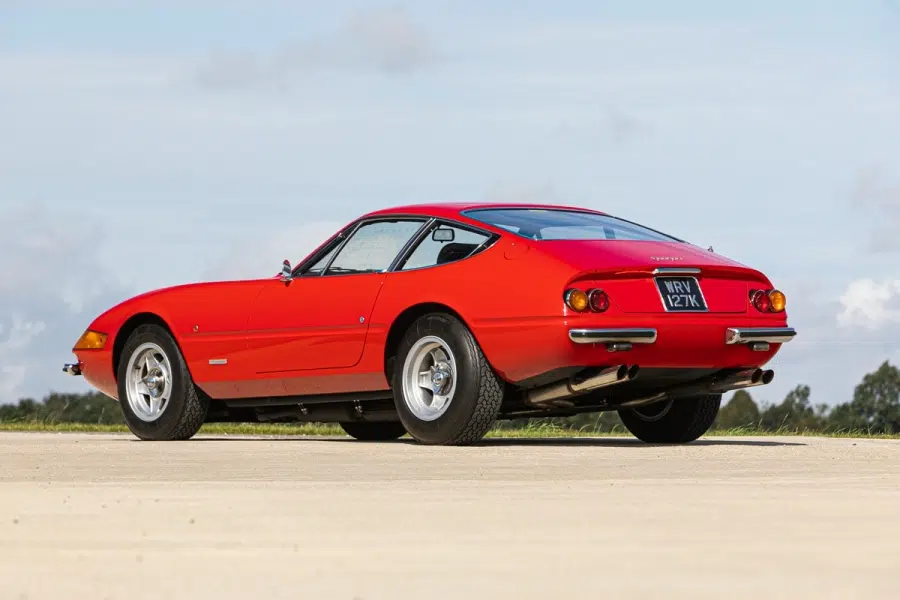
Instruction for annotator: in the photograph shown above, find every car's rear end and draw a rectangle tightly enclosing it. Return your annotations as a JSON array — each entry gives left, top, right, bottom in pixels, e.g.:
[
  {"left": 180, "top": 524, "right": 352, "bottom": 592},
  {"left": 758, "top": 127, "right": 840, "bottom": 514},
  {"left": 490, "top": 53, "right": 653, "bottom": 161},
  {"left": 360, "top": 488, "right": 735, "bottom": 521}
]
[
  {"left": 458, "top": 205, "right": 796, "bottom": 442},
  {"left": 554, "top": 238, "right": 793, "bottom": 370},
  {"left": 460, "top": 206, "right": 795, "bottom": 404}
]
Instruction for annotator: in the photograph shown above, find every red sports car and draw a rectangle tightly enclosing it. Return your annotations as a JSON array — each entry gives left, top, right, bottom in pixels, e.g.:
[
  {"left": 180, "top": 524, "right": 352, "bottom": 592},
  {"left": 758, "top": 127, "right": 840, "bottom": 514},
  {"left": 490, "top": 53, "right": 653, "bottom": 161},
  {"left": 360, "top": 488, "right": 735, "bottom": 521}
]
[{"left": 64, "top": 203, "right": 795, "bottom": 445}]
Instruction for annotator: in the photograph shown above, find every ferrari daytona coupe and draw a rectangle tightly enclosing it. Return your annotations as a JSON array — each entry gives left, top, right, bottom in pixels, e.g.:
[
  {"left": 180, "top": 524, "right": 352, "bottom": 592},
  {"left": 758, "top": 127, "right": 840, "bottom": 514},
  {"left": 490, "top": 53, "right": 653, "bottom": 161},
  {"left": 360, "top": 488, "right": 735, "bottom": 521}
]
[{"left": 64, "top": 203, "right": 796, "bottom": 445}]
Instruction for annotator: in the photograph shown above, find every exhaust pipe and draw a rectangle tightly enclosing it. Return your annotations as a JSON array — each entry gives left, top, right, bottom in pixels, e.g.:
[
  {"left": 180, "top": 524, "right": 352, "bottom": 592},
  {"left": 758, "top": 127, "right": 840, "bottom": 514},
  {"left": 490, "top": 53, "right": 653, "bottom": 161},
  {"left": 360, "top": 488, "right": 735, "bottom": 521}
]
[
  {"left": 708, "top": 368, "right": 774, "bottom": 394},
  {"left": 526, "top": 365, "right": 639, "bottom": 407}
]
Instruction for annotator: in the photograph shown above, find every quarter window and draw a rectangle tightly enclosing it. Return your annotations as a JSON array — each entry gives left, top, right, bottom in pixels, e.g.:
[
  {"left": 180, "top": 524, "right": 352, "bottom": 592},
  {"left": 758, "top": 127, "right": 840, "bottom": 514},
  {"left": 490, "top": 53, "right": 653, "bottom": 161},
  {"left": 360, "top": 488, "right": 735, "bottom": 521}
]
[
  {"left": 325, "top": 219, "right": 426, "bottom": 275},
  {"left": 400, "top": 224, "right": 491, "bottom": 270}
]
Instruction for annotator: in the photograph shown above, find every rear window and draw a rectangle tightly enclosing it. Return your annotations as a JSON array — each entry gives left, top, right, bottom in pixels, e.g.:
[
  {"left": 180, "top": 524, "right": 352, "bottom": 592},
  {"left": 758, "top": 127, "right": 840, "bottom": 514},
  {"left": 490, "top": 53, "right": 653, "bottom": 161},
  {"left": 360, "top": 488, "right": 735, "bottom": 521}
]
[{"left": 463, "top": 208, "right": 681, "bottom": 242}]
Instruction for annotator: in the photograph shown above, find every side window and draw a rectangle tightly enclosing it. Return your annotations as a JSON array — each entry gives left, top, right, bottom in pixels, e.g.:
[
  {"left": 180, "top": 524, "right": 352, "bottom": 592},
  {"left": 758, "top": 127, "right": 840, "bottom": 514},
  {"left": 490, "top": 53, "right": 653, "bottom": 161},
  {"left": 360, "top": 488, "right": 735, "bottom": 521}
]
[
  {"left": 325, "top": 219, "right": 426, "bottom": 275},
  {"left": 400, "top": 224, "right": 491, "bottom": 271}
]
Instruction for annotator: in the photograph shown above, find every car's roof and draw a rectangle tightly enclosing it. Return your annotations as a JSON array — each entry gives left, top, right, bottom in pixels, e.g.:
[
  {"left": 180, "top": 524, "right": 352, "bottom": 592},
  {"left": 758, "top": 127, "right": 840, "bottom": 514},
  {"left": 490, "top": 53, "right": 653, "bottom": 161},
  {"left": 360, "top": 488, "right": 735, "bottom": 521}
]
[{"left": 361, "top": 202, "right": 608, "bottom": 220}]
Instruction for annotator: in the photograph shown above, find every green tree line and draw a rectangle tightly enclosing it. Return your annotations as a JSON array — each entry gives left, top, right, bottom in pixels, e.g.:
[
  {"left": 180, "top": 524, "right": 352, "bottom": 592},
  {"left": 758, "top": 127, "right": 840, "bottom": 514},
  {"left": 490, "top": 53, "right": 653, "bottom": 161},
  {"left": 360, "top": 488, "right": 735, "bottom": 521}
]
[{"left": 2, "top": 360, "right": 898, "bottom": 434}]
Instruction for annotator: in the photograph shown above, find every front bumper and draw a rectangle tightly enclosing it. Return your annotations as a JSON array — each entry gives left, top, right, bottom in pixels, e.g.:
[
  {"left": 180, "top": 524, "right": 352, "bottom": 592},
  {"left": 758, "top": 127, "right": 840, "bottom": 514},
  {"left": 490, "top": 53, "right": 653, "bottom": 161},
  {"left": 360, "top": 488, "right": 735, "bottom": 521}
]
[{"left": 63, "top": 363, "right": 82, "bottom": 376}]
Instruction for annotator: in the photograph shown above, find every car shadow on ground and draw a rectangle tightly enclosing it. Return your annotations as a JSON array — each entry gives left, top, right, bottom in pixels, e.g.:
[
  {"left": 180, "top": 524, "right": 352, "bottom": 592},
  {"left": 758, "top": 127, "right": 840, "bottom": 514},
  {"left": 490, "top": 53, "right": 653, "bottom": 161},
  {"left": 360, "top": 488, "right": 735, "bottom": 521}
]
[
  {"left": 298, "top": 436, "right": 806, "bottom": 448},
  {"left": 159, "top": 434, "right": 805, "bottom": 447},
  {"left": 474, "top": 437, "right": 803, "bottom": 447}
]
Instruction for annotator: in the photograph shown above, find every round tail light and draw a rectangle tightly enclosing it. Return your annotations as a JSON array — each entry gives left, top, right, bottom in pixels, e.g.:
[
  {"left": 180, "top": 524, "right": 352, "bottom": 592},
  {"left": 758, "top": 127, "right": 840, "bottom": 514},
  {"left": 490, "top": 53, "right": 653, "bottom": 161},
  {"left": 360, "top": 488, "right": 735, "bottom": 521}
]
[
  {"left": 588, "top": 289, "right": 610, "bottom": 312},
  {"left": 750, "top": 289, "right": 771, "bottom": 312},
  {"left": 768, "top": 289, "right": 786, "bottom": 312},
  {"left": 564, "top": 289, "right": 589, "bottom": 312}
]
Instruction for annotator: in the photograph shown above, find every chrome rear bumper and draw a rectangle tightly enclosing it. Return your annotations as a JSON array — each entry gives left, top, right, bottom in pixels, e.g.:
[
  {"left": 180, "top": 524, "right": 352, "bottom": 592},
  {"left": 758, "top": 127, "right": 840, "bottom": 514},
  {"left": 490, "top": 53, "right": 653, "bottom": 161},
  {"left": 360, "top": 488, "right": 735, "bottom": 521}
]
[
  {"left": 63, "top": 363, "right": 82, "bottom": 376},
  {"left": 725, "top": 327, "right": 796, "bottom": 345},
  {"left": 568, "top": 326, "right": 797, "bottom": 350},
  {"left": 569, "top": 328, "right": 658, "bottom": 344}
]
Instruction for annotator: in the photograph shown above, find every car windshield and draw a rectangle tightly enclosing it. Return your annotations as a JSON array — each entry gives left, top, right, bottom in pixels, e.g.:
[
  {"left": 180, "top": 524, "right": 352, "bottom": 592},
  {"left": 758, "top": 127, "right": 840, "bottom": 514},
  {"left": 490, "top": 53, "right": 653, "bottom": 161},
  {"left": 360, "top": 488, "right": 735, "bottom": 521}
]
[{"left": 463, "top": 208, "right": 681, "bottom": 242}]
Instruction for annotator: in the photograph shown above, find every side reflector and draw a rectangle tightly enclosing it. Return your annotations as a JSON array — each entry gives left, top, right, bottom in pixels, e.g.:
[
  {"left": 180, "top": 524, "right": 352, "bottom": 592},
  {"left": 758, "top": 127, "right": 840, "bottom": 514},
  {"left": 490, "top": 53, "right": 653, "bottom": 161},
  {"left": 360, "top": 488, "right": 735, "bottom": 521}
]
[
  {"left": 73, "top": 329, "right": 108, "bottom": 351},
  {"left": 564, "top": 289, "right": 589, "bottom": 312}
]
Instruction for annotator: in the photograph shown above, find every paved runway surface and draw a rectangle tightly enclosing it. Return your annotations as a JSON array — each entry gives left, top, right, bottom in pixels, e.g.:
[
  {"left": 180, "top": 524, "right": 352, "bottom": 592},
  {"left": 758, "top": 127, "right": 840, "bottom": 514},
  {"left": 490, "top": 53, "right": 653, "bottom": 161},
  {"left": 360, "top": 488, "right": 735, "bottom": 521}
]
[{"left": 1, "top": 432, "right": 897, "bottom": 599}]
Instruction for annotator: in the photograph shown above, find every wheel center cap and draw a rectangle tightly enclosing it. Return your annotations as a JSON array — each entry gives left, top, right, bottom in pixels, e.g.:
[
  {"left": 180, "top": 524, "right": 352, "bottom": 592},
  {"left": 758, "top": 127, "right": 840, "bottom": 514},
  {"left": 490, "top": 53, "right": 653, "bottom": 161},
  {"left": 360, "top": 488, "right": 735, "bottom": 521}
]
[
  {"left": 145, "top": 370, "right": 165, "bottom": 395},
  {"left": 431, "top": 364, "right": 452, "bottom": 395}
]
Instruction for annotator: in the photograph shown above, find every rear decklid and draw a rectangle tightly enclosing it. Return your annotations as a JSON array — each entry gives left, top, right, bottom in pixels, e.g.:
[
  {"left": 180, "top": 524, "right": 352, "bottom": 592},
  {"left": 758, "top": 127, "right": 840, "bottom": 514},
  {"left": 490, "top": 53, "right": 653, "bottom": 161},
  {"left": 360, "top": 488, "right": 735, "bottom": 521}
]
[{"left": 537, "top": 240, "right": 770, "bottom": 314}]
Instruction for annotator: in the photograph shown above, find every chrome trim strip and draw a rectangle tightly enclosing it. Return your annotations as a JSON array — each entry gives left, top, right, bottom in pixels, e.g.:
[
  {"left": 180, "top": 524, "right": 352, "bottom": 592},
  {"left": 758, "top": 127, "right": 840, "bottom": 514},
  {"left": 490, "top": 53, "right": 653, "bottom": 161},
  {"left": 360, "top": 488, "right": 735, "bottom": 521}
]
[
  {"left": 725, "top": 327, "right": 796, "bottom": 345},
  {"left": 569, "top": 328, "right": 658, "bottom": 344},
  {"left": 62, "top": 363, "right": 82, "bottom": 376},
  {"left": 208, "top": 359, "right": 228, "bottom": 365},
  {"left": 652, "top": 267, "right": 701, "bottom": 275}
]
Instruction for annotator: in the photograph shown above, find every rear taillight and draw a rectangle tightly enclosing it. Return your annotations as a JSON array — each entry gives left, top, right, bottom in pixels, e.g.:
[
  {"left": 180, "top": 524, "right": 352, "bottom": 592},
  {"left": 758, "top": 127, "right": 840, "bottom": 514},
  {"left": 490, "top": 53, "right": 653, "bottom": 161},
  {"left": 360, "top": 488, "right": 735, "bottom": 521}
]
[
  {"left": 588, "top": 289, "right": 610, "bottom": 312},
  {"left": 564, "top": 289, "right": 589, "bottom": 312},
  {"left": 565, "top": 288, "right": 611, "bottom": 313},
  {"left": 769, "top": 290, "right": 786, "bottom": 312},
  {"left": 750, "top": 289, "right": 786, "bottom": 313}
]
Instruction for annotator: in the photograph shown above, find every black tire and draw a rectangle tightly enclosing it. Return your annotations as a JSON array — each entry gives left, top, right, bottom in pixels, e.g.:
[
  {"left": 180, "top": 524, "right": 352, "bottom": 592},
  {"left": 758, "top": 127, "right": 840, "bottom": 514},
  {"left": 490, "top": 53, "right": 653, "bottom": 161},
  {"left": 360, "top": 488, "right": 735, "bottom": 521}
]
[
  {"left": 618, "top": 394, "right": 722, "bottom": 443},
  {"left": 391, "top": 313, "right": 504, "bottom": 445},
  {"left": 339, "top": 421, "right": 407, "bottom": 441},
  {"left": 116, "top": 324, "right": 209, "bottom": 441}
]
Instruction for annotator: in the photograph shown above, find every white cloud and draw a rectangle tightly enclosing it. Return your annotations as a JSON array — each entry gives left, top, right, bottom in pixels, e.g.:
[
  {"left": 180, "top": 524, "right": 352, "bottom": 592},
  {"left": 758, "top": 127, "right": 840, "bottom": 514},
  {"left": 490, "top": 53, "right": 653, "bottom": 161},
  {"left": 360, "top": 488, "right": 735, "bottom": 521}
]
[
  {"left": 196, "top": 7, "right": 437, "bottom": 90},
  {"left": 204, "top": 221, "right": 344, "bottom": 281},
  {"left": 0, "top": 205, "right": 132, "bottom": 403},
  {"left": 837, "top": 278, "right": 900, "bottom": 329},
  {"left": 0, "top": 318, "right": 46, "bottom": 399},
  {"left": 484, "top": 183, "right": 560, "bottom": 204},
  {"left": 0, "top": 367, "right": 26, "bottom": 400},
  {"left": 0, "top": 318, "right": 47, "bottom": 352},
  {"left": 850, "top": 168, "right": 900, "bottom": 254}
]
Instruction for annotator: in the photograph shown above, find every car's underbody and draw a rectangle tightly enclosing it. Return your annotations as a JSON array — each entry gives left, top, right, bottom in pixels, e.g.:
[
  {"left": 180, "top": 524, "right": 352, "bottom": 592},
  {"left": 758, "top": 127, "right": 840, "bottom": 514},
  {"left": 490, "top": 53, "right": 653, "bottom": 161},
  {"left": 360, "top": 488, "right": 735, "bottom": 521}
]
[
  {"left": 203, "top": 325, "right": 792, "bottom": 426},
  {"left": 204, "top": 364, "right": 775, "bottom": 425}
]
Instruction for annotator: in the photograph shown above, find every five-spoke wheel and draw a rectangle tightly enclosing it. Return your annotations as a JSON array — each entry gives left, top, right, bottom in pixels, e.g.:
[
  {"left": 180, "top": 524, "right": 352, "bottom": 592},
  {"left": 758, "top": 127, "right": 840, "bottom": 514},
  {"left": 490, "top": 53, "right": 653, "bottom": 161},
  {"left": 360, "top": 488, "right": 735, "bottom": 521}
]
[
  {"left": 125, "top": 343, "right": 173, "bottom": 422},
  {"left": 116, "top": 324, "right": 209, "bottom": 441},
  {"left": 391, "top": 313, "right": 504, "bottom": 445},
  {"left": 401, "top": 335, "right": 458, "bottom": 422}
]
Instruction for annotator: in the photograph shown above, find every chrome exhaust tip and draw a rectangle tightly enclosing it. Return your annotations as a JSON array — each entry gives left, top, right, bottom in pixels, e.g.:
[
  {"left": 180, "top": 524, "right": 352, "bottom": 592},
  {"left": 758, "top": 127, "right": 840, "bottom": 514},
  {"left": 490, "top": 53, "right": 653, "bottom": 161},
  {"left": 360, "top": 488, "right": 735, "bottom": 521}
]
[{"left": 526, "top": 364, "right": 637, "bottom": 407}]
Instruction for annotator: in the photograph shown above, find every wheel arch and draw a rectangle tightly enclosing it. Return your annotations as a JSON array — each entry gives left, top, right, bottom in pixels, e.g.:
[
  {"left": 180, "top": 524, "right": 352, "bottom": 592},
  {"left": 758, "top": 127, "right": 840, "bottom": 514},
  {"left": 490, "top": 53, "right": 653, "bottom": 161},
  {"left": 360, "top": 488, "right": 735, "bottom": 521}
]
[
  {"left": 383, "top": 302, "right": 482, "bottom": 384},
  {"left": 112, "top": 312, "right": 179, "bottom": 381}
]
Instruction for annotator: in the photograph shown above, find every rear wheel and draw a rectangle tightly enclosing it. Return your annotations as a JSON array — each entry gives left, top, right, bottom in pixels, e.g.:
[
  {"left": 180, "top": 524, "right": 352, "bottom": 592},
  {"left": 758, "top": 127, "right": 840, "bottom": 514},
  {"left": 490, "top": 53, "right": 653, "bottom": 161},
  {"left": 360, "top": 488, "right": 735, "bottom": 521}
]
[
  {"left": 618, "top": 394, "right": 721, "bottom": 443},
  {"left": 116, "top": 324, "right": 209, "bottom": 441},
  {"left": 391, "top": 313, "right": 504, "bottom": 445},
  {"left": 339, "top": 421, "right": 407, "bottom": 441}
]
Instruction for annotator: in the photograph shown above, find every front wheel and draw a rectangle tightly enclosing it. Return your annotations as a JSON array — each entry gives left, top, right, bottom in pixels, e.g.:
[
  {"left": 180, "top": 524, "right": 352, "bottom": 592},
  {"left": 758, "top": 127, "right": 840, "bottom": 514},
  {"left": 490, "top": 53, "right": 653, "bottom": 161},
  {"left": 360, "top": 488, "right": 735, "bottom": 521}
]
[
  {"left": 116, "top": 324, "right": 209, "bottom": 441},
  {"left": 618, "top": 394, "right": 721, "bottom": 443},
  {"left": 391, "top": 313, "right": 504, "bottom": 445}
]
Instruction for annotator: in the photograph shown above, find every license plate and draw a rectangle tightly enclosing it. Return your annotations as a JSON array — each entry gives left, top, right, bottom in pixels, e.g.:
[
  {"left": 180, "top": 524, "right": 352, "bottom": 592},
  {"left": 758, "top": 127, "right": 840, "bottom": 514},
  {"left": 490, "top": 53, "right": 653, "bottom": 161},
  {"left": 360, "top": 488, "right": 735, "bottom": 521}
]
[{"left": 655, "top": 276, "right": 708, "bottom": 312}]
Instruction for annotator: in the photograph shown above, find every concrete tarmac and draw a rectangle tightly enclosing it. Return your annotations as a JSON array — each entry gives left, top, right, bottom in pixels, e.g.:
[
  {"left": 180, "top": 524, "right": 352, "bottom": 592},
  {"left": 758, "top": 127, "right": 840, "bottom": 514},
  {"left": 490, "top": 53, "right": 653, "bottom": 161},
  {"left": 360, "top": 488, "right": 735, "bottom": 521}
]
[{"left": 0, "top": 432, "right": 897, "bottom": 599}]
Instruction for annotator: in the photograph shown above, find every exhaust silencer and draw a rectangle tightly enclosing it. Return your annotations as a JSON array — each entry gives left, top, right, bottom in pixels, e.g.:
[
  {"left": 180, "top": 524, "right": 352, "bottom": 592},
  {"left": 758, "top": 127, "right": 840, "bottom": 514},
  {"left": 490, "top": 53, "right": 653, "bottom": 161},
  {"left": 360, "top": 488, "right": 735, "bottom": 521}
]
[{"left": 526, "top": 364, "right": 639, "bottom": 407}]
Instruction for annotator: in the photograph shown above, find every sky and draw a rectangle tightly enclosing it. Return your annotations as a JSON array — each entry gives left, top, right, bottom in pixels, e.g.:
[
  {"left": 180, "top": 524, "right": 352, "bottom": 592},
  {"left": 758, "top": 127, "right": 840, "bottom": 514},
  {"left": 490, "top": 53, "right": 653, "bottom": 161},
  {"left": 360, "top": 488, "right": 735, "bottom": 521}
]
[{"left": 1, "top": 0, "right": 899, "bottom": 408}]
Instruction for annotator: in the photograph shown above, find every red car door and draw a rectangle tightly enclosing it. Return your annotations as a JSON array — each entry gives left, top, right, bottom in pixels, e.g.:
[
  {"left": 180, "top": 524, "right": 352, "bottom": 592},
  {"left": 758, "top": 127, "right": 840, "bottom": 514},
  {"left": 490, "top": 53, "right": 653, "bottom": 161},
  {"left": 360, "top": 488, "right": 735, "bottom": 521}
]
[
  {"left": 243, "top": 217, "right": 429, "bottom": 376},
  {"left": 245, "top": 273, "right": 386, "bottom": 373}
]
